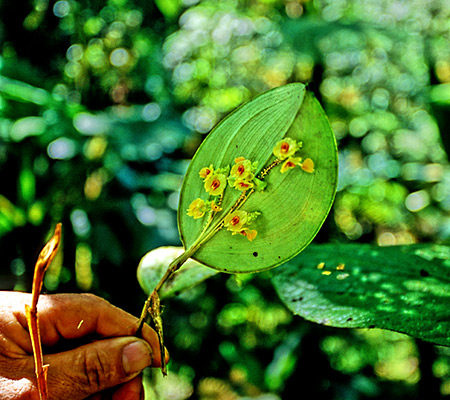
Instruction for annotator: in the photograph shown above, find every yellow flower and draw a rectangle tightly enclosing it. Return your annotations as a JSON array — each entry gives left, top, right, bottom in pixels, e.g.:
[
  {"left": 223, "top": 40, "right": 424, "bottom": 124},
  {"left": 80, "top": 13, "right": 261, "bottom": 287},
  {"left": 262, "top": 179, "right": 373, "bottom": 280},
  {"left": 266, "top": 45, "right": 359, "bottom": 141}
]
[
  {"left": 273, "top": 138, "right": 300, "bottom": 160},
  {"left": 238, "top": 228, "right": 258, "bottom": 241},
  {"left": 211, "top": 201, "right": 222, "bottom": 212},
  {"left": 187, "top": 198, "right": 208, "bottom": 219},
  {"left": 280, "top": 157, "right": 302, "bottom": 173},
  {"left": 300, "top": 158, "right": 315, "bottom": 173},
  {"left": 204, "top": 174, "right": 227, "bottom": 196},
  {"left": 199, "top": 165, "right": 214, "bottom": 180},
  {"left": 230, "top": 158, "right": 253, "bottom": 180},
  {"left": 233, "top": 179, "right": 254, "bottom": 191},
  {"left": 224, "top": 210, "right": 248, "bottom": 232},
  {"left": 224, "top": 210, "right": 260, "bottom": 241}
]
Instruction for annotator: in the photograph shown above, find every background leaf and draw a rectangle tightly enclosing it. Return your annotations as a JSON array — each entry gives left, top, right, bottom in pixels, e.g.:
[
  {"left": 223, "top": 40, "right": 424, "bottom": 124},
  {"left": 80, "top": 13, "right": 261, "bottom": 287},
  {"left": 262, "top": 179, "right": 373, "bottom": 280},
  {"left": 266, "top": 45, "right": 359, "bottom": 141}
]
[
  {"left": 137, "top": 246, "right": 218, "bottom": 299},
  {"left": 178, "top": 84, "right": 338, "bottom": 273},
  {"left": 272, "top": 243, "right": 450, "bottom": 347}
]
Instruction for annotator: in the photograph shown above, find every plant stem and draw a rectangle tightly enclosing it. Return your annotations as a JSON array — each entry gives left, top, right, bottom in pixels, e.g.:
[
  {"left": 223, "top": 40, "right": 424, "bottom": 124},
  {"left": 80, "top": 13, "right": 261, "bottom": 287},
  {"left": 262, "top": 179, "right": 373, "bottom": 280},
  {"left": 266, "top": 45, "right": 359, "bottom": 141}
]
[
  {"left": 138, "top": 158, "right": 281, "bottom": 334},
  {"left": 27, "top": 223, "right": 62, "bottom": 400},
  {"left": 138, "top": 182, "right": 260, "bottom": 333},
  {"left": 259, "top": 158, "right": 281, "bottom": 179},
  {"left": 137, "top": 157, "right": 284, "bottom": 374},
  {"left": 136, "top": 241, "right": 203, "bottom": 335}
]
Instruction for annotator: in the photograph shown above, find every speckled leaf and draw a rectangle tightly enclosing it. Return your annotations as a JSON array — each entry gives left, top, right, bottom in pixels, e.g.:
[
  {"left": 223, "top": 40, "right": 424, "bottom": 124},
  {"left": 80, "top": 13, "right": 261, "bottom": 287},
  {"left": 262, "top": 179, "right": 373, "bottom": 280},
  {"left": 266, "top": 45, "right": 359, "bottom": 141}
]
[
  {"left": 178, "top": 83, "right": 338, "bottom": 273},
  {"left": 272, "top": 243, "right": 450, "bottom": 347},
  {"left": 137, "top": 247, "right": 218, "bottom": 299}
]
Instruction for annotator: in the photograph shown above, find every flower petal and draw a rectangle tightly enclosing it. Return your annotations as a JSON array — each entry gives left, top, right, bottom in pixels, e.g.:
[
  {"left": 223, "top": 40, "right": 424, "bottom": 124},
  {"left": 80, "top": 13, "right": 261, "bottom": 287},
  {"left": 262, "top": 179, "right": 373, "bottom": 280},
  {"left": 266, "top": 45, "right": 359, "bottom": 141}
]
[
  {"left": 204, "top": 174, "right": 227, "bottom": 195},
  {"left": 233, "top": 179, "right": 254, "bottom": 191},
  {"left": 300, "top": 158, "right": 315, "bottom": 173},
  {"left": 199, "top": 164, "right": 214, "bottom": 180},
  {"left": 224, "top": 210, "right": 248, "bottom": 231},
  {"left": 273, "top": 138, "right": 300, "bottom": 160},
  {"left": 187, "top": 198, "right": 207, "bottom": 219},
  {"left": 280, "top": 157, "right": 302, "bottom": 173}
]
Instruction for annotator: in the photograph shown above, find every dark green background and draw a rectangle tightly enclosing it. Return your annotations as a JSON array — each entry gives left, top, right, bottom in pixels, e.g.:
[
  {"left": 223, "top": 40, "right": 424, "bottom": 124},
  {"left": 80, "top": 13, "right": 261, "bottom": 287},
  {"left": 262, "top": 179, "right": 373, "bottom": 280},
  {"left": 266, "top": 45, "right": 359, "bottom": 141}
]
[{"left": 1, "top": 0, "right": 449, "bottom": 398}]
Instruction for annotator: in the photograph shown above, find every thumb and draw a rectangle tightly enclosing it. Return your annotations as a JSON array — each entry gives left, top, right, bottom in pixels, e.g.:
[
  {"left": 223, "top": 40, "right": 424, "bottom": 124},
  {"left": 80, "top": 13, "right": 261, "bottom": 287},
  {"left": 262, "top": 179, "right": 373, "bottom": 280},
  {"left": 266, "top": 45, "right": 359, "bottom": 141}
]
[{"left": 44, "top": 337, "right": 154, "bottom": 399}]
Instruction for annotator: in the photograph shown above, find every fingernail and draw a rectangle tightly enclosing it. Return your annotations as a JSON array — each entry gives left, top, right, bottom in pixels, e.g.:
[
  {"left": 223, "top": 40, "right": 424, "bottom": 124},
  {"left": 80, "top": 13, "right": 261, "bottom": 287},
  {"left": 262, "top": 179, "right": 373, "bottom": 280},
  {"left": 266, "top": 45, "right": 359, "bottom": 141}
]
[{"left": 122, "top": 341, "right": 153, "bottom": 375}]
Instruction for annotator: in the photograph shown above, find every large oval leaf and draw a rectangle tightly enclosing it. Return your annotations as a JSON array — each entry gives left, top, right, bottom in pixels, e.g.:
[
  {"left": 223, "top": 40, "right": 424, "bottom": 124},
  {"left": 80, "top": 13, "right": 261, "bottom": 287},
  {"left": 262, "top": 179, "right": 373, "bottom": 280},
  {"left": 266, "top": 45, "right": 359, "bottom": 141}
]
[
  {"left": 272, "top": 243, "right": 450, "bottom": 347},
  {"left": 178, "top": 83, "right": 338, "bottom": 273}
]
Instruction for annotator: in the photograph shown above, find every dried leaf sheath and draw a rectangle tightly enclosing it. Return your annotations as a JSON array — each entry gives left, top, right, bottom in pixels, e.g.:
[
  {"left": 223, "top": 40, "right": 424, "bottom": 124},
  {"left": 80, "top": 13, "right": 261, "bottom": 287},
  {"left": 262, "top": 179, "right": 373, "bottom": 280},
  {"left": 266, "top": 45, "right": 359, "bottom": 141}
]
[
  {"left": 26, "top": 223, "right": 62, "bottom": 400},
  {"left": 148, "top": 291, "right": 167, "bottom": 376}
]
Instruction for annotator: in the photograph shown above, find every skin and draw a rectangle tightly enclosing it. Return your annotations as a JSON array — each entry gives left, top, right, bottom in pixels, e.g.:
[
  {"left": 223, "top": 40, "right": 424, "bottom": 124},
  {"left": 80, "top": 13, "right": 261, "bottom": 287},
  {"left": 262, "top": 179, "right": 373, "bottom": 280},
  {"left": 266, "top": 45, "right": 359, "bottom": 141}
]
[{"left": 0, "top": 291, "right": 166, "bottom": 400}]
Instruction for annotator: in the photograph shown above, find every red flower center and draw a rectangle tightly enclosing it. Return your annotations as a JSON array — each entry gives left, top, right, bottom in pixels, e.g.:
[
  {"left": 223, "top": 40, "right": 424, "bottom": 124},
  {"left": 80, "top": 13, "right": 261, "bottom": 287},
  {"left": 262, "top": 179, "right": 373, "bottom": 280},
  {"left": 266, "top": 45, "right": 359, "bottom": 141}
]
[
  {"left": 230, "top": 216, "right": 240, "bottom": 225},
  {"left": 281, "top": 142, "right": 290, "bottom": 154},
  {"left": 211, "top": 179, "right": 220, "bottom": 190}
]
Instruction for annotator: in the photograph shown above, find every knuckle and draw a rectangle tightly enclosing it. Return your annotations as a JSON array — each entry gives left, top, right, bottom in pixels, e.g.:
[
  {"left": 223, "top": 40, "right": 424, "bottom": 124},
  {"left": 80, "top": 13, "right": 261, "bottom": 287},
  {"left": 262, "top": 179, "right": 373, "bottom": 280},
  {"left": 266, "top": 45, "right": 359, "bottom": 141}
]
[
  {"left": 77, "top": 348, "right": 113, "bottom": 392},
  {"left": 80, "top": 293, "right": 112, "bottom": 314},
  {"left": 80, "top": 292, "right": 105, "bottom": 306}
]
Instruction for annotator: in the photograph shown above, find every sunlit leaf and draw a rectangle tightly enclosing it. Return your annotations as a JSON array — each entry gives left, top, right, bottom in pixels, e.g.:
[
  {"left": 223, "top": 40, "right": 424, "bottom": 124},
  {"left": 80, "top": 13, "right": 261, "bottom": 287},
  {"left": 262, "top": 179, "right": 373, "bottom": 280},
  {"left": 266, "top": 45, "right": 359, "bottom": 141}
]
[
  {"left": 178, "top": 83, "right": 338, "bottom": 273},
  {"left": 137, "top": 246, "right": 218, "bottom": 299},
  {"left": 0, "top": 195, "right": 27, "bottom": 232},
  {"left": 19, "top": 167, "right": 36, "bottom": 205},
  {"left": 272, "top": 243, "right": 450, "bottom": 347},
  {"left": 264, "top": 331, "right": 302, "bottom": 391},
  {"left": 154, "top": 0, "right": 182, "bottom": 19},
  {"left": 0, "top": 76, "right": 52, "bottom": 106},
  {"left": 10, "top": 116, "right": 46, "bottom": 142}
]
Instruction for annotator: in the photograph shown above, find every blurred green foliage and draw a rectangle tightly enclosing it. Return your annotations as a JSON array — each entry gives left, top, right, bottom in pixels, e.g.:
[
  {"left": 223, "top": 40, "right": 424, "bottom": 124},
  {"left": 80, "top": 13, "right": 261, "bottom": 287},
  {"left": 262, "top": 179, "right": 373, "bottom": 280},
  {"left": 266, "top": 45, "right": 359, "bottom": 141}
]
[{"left": 1, "top": 0, "right": 450, "bottom": 398}]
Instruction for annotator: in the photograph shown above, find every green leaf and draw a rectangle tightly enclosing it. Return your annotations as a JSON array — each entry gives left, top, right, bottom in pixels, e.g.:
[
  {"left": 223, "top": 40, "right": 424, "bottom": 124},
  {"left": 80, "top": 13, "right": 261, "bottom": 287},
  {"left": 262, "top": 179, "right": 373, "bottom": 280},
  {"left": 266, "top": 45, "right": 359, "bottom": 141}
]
[
  {"left": 154, "top": 0, "right": 182, "bottom": 19},
  {"left": 272, "top": 243, "right": 450, "bottom": 347},
  {"left": 0, "top": 195, "right": 27, "bottom": 233},
  {"left": 178, "top": 83, "right": 338, "bottom": 273},
  {"left": 19, "top": 167, "right": 36, "bottom": 205},
  {"left": 10, "top": 116, "right": 46, "bottom": 142},
  {"left": 137, "top": 246, "right": 218, "bottom": 299},
  {"left": 264, "top": 331, "right": 302, "bottom": 391},
  {"left": 0, "top": 76, "right": 52, "bottom": 106}
]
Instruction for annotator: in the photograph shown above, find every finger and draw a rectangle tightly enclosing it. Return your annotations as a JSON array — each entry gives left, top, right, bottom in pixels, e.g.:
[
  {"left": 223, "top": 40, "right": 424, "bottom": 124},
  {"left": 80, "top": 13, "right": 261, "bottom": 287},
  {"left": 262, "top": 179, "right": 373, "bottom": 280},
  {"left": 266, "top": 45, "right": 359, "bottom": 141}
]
[
  {"left": 45, "top": 337, "right": 153, "bottom": 400},
  {"left": 85, "top": 376, "right": 143, "bottom": 400},
  {"left": 37, "top": 293, "right": 143, "bottom": 339},
  {"left": 86, "top": 394, "right": 102, "bottom": 400},
  {"left": 112, "top": 375, "right": 144, "bottom": 400},
  {"left": 13, "top": 294, "right": 161, "bottom": 363}
]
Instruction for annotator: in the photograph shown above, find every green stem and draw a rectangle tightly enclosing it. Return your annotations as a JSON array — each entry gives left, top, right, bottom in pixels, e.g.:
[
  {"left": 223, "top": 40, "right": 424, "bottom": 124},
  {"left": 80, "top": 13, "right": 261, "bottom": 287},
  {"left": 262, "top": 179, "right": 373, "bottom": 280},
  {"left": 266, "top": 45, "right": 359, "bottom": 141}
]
[
  {"left": 136, "top": 230, "right": 217, "bottom": 334},
  {"left": 259, "top": 158, "right": 281, "bottom": 179}
]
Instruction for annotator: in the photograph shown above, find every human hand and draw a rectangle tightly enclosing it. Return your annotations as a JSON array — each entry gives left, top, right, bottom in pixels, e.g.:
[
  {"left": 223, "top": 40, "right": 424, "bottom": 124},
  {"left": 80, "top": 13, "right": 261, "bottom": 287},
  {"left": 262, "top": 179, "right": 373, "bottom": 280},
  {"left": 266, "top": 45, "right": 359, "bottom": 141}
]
[{"left": 0, "top": 291, "right": 165, "bottom": 399}]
